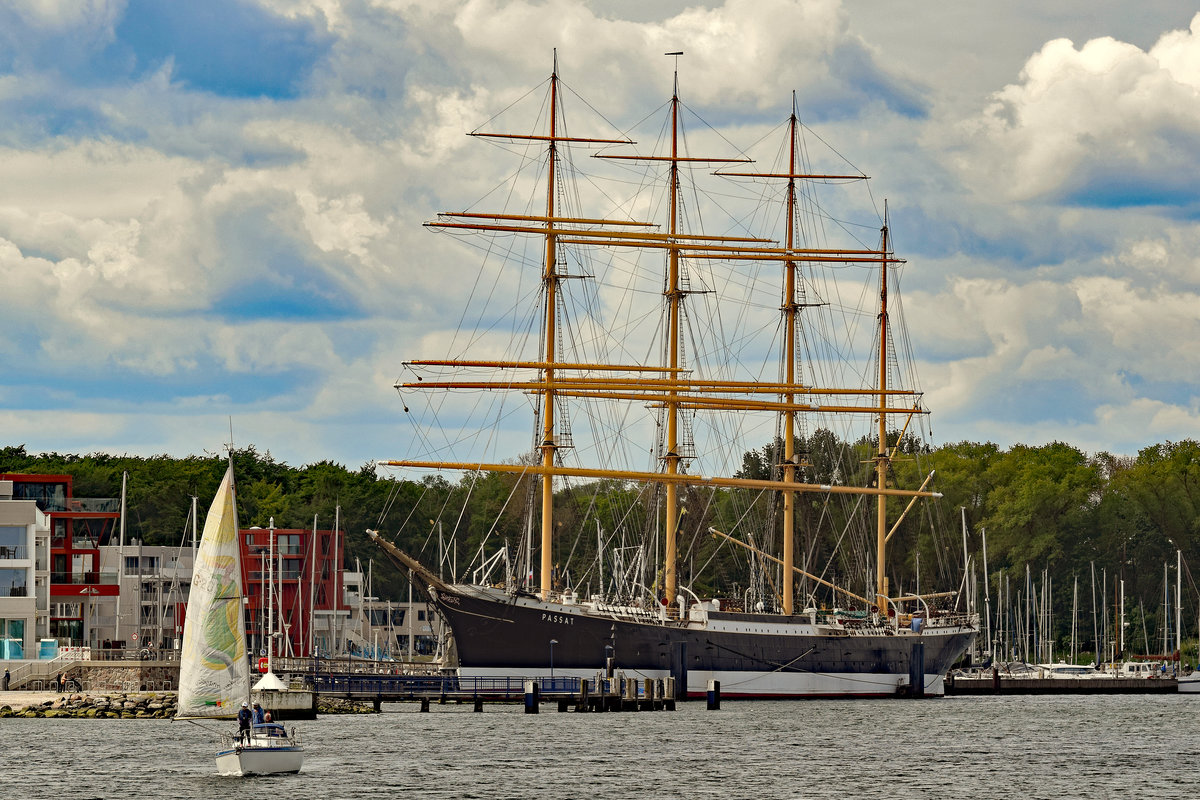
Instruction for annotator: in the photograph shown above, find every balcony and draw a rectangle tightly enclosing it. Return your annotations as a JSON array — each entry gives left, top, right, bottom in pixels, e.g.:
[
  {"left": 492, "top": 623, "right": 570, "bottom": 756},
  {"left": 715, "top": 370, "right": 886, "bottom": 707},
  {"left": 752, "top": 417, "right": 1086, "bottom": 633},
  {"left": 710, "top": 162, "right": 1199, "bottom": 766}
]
[
  {"left": 50, "top": 570, "right": 119, "bottom": 586},
  {"left": 0, "top": 545, "right": 29, "bottom": 560},
  {"left": 39, "top": 498, "right": 121, "bottom": 513}
]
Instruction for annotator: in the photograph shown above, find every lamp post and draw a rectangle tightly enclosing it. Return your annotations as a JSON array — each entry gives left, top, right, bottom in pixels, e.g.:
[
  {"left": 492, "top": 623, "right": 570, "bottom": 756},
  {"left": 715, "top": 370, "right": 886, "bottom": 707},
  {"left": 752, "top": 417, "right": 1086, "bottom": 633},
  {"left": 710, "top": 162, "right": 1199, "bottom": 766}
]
[{"left": 549, "top": 639, "right": 558, "bottom": 680}]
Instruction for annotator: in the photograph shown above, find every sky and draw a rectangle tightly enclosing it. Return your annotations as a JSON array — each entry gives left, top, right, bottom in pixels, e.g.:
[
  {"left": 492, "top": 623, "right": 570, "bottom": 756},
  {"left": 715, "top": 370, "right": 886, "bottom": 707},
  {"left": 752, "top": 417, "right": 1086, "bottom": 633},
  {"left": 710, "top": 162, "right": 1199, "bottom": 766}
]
[{"left": 1, "top": 0, "right": 1199, "bottom": 471}]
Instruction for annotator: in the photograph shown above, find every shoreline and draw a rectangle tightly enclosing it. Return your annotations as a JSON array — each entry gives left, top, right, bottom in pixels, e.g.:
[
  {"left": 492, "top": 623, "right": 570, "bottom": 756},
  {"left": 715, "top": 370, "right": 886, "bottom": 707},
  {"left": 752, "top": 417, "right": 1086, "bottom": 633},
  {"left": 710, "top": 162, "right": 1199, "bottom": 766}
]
[
  {"left": 1, "top": 690, "right": 175, "bottom": 718},
  {"left": 0, "top": 690, "right": 374, "bottom": 718}
]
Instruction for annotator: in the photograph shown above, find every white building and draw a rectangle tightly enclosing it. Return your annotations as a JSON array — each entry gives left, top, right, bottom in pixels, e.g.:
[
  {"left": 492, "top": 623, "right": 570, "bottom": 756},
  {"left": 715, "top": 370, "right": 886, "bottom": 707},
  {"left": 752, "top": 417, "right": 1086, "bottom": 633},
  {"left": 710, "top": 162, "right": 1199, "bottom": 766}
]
[
  {"left": 0, "top": 479, "right": 51, "bottom": 658},
  {"left": 93, "top": 543, "right": 195, "bottom": 652}
]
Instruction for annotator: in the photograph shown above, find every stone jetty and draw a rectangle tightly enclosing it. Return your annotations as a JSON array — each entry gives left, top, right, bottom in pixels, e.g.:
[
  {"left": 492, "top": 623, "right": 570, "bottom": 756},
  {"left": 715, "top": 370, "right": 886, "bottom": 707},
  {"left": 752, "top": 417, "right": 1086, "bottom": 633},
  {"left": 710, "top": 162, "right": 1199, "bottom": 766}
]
[
  {"left": 0, "top": 690, "right": 376, "bottom": 718},
  {"left": 0, "top": 691, "right": 176, "bottom": 719}
]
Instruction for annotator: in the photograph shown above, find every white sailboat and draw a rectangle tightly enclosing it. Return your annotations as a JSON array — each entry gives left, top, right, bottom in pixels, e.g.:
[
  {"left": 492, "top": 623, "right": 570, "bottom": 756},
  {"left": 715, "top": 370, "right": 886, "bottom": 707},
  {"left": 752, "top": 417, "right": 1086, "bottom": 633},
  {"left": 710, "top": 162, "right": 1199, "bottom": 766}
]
[{"left": 175, "top": 464, "right": 303, "bottom": 776}]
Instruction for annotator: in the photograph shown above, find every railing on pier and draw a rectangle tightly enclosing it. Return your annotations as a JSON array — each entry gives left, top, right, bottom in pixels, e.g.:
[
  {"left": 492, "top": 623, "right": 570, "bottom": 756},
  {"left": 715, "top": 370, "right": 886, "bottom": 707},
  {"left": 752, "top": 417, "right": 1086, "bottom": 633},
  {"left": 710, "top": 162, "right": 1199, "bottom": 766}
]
[{"left": 310, "top": 673, "right": 585, "bottom": 700}]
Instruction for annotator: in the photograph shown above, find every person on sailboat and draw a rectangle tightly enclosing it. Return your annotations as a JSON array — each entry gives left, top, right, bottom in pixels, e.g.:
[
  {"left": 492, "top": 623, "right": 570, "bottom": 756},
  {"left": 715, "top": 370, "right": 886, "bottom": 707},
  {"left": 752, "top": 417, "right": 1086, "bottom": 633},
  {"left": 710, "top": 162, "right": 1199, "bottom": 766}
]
[
  {"left": 252, "top": 702, "right": 265, "bottom": 724},
  {"left": 237, "top": 702, "right": 252, "bottom": 743}
]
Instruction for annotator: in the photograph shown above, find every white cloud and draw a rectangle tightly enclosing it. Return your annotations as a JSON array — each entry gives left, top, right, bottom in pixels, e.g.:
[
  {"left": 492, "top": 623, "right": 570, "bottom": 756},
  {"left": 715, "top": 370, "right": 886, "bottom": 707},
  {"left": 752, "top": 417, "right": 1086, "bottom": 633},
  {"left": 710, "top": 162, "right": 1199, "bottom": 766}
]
[
  {"left": 3, "top": 0, "right": 1200, "bottom": 469},
  {"left": 8, "top": 0, "right": 122, "bottom": 32},
  {"left": 450, "top": 0, "right": 869, "bottom": 112},
  {"left": 954, "top": 13, "right": 1200, "bottom": 204}
]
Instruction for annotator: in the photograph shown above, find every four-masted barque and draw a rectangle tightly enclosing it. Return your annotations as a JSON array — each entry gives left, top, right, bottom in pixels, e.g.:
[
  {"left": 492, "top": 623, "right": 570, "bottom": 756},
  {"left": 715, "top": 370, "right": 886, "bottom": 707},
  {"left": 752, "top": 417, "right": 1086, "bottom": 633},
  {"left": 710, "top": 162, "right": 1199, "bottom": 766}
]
[{"left": 371, "top": 53, "right": 978, "bottom": 698}]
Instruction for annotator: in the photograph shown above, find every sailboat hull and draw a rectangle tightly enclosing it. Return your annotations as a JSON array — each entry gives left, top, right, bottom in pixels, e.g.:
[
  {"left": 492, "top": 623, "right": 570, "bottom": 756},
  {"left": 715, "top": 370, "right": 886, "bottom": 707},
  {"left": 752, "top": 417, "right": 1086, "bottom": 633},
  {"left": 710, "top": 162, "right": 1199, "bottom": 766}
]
[
  {"left": 215, "top": 747, "right": 304, "bottom": 776},
  {"left": 215, "top": 726, "right": 304, "bottom": 776},
  {"left": 433, "top": 585, "right": 976, "bottom": 698}
]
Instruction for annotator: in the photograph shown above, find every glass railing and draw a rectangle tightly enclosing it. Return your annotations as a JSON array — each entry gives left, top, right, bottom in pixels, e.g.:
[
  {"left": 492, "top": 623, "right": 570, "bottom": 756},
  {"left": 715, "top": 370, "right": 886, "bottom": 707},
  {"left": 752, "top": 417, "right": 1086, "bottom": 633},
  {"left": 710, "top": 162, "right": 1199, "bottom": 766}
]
[
  {"left": 0, "top": 545, "right": 29, "bottom": 560},
  {"left": 38, "top": 498, "right": 120, "bottom": 513},
  {"left": 49, "top": 570, "right": 119, "bottom": 585}
]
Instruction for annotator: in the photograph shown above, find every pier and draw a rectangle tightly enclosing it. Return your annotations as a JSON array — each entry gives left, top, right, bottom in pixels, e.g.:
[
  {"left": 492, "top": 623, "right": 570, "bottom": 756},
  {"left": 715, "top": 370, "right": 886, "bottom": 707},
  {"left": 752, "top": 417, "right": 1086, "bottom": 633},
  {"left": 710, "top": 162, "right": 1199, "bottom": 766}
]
[
  {"left": 308, "top": 673, "right": 678, "bottom": 712},
  {"left": 946, "top": 673, "right": 1178, "bottom": 695}
]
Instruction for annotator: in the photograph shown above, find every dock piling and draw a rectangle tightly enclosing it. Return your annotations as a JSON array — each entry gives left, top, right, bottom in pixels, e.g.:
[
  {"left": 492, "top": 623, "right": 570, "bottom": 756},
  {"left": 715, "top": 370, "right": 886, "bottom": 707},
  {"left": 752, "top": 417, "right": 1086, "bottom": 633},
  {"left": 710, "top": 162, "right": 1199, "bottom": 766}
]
[{"left": 523, "top": 679, "right": 540, "bottom": 714}]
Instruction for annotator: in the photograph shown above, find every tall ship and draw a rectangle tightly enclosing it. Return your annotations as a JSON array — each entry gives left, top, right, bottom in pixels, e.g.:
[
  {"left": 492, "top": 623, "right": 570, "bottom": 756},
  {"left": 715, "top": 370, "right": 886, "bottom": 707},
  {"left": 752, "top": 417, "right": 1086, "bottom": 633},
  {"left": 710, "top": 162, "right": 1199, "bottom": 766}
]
[{"left": 371, "top": 53, "right": 978, "bottom": 698}]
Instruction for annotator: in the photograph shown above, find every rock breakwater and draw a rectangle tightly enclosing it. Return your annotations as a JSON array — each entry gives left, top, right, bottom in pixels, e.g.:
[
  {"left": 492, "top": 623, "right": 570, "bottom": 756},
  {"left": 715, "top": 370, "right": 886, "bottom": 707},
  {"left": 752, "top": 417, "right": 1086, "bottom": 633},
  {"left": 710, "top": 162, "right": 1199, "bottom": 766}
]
[
  {"left": 0, "top": 692, "right": 176, "bottom": 719},
  {"left": 0, "top": 691, "right": 375, "bottom": 718}
]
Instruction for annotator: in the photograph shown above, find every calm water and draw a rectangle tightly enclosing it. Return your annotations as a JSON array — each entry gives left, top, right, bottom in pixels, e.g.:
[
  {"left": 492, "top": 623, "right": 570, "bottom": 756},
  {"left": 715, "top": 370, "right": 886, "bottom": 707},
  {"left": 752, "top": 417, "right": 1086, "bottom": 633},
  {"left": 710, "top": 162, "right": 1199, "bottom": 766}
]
[{"left": 3, "top": 695, "right": 1198, "bottom": 799}]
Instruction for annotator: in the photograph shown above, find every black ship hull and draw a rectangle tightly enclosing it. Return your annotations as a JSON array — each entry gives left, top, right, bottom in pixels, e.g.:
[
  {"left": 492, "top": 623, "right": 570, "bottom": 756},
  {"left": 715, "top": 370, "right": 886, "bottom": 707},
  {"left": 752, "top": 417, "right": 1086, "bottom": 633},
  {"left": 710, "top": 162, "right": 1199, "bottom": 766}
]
[{"left": 433, "top": 585, "right": 977, "bottom": 698}]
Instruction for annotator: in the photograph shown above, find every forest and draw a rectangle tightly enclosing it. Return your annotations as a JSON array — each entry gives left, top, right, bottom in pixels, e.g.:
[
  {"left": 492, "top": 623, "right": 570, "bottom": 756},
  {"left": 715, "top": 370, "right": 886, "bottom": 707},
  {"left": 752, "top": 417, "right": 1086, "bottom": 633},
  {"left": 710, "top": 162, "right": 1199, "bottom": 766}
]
[{"left": 3, "top": 435, "right": 1198, "bottom": 663}]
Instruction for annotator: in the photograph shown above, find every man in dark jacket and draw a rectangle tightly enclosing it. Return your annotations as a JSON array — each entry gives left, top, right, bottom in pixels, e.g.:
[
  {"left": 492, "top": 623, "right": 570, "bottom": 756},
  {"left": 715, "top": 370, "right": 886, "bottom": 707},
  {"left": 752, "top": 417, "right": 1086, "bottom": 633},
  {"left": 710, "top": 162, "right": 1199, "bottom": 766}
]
[{"left": 237, "top": 701, "right": 252, "bottom": 743}]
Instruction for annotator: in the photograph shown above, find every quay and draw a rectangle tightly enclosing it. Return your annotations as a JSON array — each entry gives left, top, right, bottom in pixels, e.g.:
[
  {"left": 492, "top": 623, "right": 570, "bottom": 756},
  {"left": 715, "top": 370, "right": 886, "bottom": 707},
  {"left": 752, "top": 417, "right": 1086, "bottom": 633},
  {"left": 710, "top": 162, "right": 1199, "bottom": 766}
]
[{"left": 946, "top": 673, "right": 1178, "bottom": 695}]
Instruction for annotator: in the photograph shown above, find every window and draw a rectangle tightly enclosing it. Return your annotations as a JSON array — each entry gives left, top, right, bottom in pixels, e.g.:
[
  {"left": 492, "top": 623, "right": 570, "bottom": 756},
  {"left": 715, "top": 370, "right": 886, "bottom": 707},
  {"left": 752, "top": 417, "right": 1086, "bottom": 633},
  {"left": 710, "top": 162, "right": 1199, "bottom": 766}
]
[
  {"left": 1, "top": 618, "right": 24, "bottom": 642},
  {"left": 282, "top": 558, "right": 302, "bottom": 579},
  {"left": 278, "top": 534, "right": 301, "bottom": 555},
  {"left": 13, "top": 481, "right": 67, "bottom": 511},
  {"left": 52, "top": 518, "right": 68, "bottom": 547},
  {"left": 125, "top": 556, "right": 139, "bottom": 570},
  {"left": 0, "top": 526, "right": 25, "bottom": 559},
  {"left": 0, "top": 568, "right": 27, "bottom": 597},
  {"left": 417, "top": 610, "right": 426, "bottom": 621},
  {"left": 50, "top": 619, "right": 82, "bottom": 644}
]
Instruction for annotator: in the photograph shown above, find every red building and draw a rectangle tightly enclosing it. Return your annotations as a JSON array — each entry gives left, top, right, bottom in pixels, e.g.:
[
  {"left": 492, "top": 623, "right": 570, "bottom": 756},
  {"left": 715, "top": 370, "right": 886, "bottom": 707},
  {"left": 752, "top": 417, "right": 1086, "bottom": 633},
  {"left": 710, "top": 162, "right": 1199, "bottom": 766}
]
[
  {"left": 0, "top": 473, "right": 120, "bottom": 644},
  {"left": 239, "top": 525, "right": 346, "bottom": 659}
]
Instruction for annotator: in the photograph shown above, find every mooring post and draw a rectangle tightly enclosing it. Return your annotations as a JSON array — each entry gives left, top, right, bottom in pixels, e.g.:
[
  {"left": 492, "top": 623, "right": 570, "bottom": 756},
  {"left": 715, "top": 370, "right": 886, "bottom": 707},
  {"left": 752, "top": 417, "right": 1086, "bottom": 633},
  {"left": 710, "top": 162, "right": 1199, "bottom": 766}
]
[
  {"left": 577, "top": 677, "right": 589, "bottom": 712},
  {"left": 524, "top": 679, "right": 540, "bottom": 714},
  {"left": 673, "top": 641, "right": 688, "bottom": 701},
  {"left": 706, "top": 679, "right": 720, "bottom": 710},
  {"left": 473, "top": 698, "right": 483, "bottom": 712},
  {"left": 909, "top": 642, "right": 925, "bottom": 699},
  {"left": 420, "top": 697, "right": 430, "bottom": 712}
]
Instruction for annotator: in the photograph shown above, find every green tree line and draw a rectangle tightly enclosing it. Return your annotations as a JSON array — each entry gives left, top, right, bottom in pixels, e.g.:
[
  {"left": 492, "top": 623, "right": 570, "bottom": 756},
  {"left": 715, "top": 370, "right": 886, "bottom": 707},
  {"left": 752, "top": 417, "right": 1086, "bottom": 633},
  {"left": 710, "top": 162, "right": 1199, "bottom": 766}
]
[{"left": 4, "top": 436, "right": 1199, "bottom": 660}]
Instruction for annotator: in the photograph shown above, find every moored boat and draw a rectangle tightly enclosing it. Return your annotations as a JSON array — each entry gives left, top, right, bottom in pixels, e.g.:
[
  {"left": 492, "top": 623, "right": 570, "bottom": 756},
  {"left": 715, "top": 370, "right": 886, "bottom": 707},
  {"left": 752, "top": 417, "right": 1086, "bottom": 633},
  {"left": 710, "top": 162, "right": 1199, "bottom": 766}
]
[{"left": 372, "top": 53, "right": 977, "bottom": 698}]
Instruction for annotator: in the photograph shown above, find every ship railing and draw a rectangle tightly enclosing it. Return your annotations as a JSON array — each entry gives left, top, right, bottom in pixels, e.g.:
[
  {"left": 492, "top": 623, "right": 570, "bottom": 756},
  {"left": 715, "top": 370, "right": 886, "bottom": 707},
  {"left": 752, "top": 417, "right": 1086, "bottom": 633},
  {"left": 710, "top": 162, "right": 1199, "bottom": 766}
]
[
  {"left": 922, "top": 611, "right": 978, "bottom": 628},
  {"left": 220, "top": 727, "right": 302, "bottom": 750},
  {"left": 309, "top": 673, "right": 587, "bottom": 698},
  {"left": 584, "top": 600, "right": 669, "bottom": 624}
]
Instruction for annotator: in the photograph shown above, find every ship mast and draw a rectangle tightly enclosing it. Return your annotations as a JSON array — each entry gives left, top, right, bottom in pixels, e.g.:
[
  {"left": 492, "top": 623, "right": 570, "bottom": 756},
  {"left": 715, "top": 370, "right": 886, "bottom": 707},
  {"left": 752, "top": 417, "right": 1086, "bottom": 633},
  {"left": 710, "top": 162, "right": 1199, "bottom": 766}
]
[
  {"left": 781, "top": 99, "right": 799, "bottom": 616},
  {"left": 875, "top": 216, "right": 891, "bottom": 611},
  {"left": 593, "top": 53, "right": 753, "bottom": 609},
  {"left": 420, "top": 54, "right": 635, "bottom": 601},
  {"left": 664, "top": 57, "right": 683, "bottom": 609},
  {"left": 539, "top": 55, "right": 560, "bottom": 602},
  {"left": 715, "top": 96, "right": 871, "bottom": 615}
]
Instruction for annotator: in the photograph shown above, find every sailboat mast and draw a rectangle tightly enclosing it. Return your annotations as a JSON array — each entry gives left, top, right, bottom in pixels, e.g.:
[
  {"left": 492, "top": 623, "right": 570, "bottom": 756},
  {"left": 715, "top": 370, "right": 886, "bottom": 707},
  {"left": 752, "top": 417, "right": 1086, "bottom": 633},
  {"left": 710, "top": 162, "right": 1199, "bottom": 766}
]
[
  {"left": 781, "top": 100, "right": 799, "bottom": 616},
  {"left": 663, "top": 57, "right": 683, "bottom": 609},
  {"left": 875, "top": 221, "right": 891, "bottom": 611},
  {"left": 539, "top": 54, "right": 561, "bottom": 602},
  {"left": 1177, "top": 549, "right": 1183, "bottom": 664}
]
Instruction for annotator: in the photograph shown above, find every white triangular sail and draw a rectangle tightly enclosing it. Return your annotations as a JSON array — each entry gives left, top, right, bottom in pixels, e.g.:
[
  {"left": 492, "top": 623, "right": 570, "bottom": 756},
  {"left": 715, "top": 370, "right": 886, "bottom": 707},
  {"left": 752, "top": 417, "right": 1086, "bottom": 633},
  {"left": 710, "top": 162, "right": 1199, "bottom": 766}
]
[{"left": 175, "top": 465, "right": 249, "bottom": 719}]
